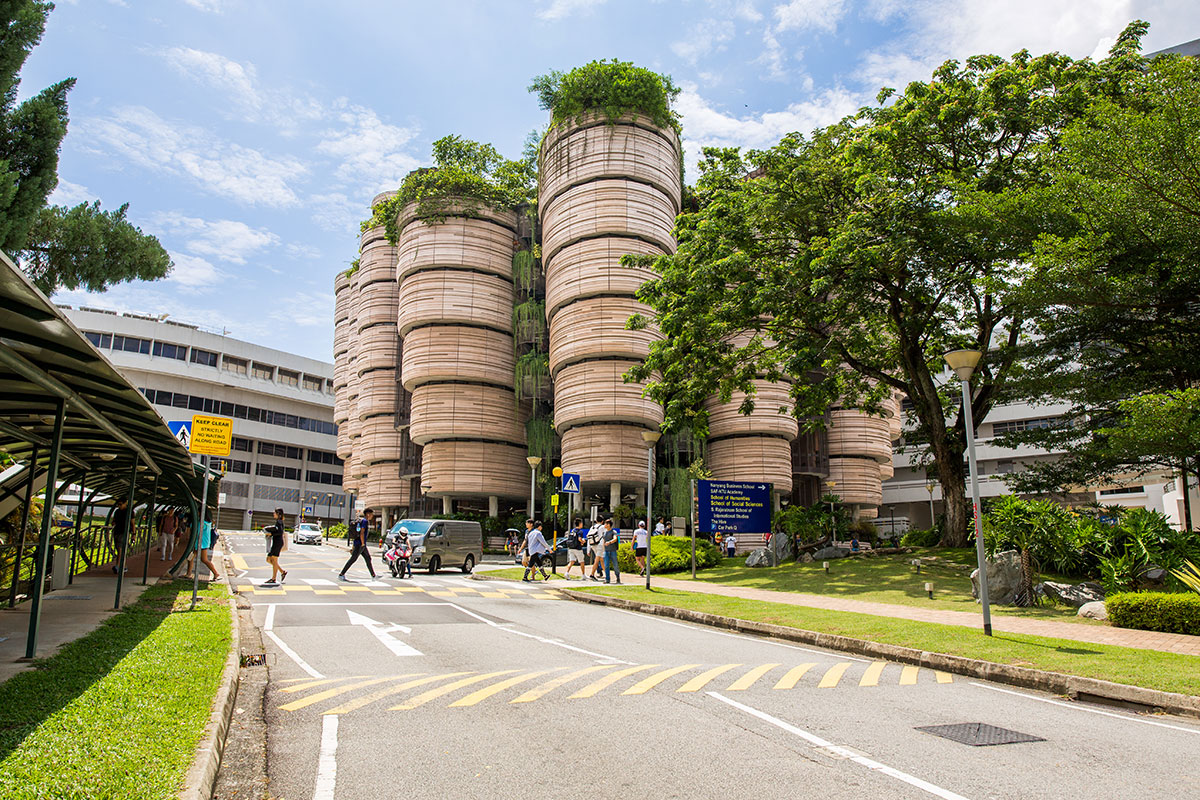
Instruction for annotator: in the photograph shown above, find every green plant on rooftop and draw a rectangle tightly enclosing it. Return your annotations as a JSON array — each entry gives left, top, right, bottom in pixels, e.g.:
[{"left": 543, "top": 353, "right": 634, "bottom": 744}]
[{"left": 529, "top": 60, "right": 681, "bottom": 135}]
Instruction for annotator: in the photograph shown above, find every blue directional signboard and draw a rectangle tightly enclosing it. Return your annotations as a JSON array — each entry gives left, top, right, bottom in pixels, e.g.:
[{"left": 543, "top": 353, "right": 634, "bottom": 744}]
[
  {"left": 561, "top": 472, "right": 581, "bottom": 494},
  {"left": 698, "top": 480, "right": 772, "bottom": 535}
]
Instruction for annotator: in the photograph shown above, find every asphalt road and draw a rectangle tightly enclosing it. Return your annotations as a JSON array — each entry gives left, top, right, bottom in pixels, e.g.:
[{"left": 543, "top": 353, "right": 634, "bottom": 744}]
[{"left": 220, "top": 533, "right": 1200, "bottom": 800}]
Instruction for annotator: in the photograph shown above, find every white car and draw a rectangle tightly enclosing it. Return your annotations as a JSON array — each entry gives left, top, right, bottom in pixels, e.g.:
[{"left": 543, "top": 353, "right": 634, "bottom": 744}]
[{"left": 293, "top": 522, "right": 323, "bottom": 545}]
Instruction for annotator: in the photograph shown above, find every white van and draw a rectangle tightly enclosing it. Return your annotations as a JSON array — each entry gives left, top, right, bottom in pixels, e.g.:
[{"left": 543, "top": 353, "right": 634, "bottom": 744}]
[{"left": 389, "top": 518, "right": 482, "bottom": 574}]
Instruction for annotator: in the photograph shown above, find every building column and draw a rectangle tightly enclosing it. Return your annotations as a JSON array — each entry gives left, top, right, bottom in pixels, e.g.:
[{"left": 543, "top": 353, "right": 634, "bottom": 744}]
[
  {"left": 635, "top": 487, "right": 645, "bottom": 509},
  {"left": 609, "top": 482, "right": 621, "bottom": 512},
  {"left": 442, "top": 495, "right": 453, "bottom": 515},
  {"left": 488, "top": 495, "right": 499, "bottom": 518}
]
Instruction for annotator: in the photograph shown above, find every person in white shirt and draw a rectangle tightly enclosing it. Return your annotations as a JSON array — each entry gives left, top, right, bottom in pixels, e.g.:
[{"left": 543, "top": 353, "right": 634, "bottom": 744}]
[
  {"left": 725, "top": 533, "right": 737, "bottom": 559},
  {"left": 522, "top": 519, "right": 551, "bottom": 582},
  {"left": 654, "top": 517, "right": 666, "bottom": 537},
  {"left": 633, "top": 520, "right": 649, "bottom": 575},
  {"left": 587, "top": 520, "right": 605, "bottom": 582}
]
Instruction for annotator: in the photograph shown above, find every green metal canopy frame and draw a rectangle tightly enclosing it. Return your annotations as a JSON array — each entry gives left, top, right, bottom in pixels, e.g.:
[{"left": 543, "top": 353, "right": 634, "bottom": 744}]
[{"left": 0, "top": 251, "right": 217, "bottom": 659}]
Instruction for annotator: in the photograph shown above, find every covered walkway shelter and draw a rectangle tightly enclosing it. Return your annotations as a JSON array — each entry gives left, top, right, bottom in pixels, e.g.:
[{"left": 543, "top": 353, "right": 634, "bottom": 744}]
[{"left": 0, "top": 251, "right": 216, "bottom": 662}]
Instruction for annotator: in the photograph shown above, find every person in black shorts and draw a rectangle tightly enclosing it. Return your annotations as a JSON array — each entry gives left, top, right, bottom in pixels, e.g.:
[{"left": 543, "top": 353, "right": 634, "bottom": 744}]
[
  {"left": 264, "top": 507, "right": 287, "bottom": 584},
  {"left": 339, "top": 508, "right": 378, "bottom": 581}
]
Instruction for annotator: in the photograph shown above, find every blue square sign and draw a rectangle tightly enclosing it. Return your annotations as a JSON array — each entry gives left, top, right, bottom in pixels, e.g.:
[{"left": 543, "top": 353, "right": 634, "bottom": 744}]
[{"left": 561, "top": 472, "right": 581, "bottom": 494}]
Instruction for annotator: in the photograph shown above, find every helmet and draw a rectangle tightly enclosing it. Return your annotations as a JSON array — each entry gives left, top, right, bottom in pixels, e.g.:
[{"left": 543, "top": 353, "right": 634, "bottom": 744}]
[{"left": 398, "top": 526, "right": 409, "bottom": 535}]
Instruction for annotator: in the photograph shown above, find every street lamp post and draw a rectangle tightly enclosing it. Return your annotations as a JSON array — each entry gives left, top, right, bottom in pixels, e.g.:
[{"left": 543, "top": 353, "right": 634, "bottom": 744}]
[
  {"left": 824, "top": 480, "right": 837, "bottom": 545},
  {"left": 641, "top": 430, "right": 661, "bottom": 589},
  {"left": 944, "top": 348, "right": 992, "bottom": 636},
  {"left": 925, "top": 481, "right": 936, "bottom": 528},
  {"left": 526, "top": 456, "right": 542, "bottom": 520}
]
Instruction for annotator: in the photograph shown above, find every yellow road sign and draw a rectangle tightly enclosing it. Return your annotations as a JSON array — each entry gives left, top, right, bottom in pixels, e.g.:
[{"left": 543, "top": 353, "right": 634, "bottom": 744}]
[
  {"left": 189, "top": 414, "right": 233, "bottom": 456},
  {"left": 551, "top": 493, "right": 559, "bottom": 507}
]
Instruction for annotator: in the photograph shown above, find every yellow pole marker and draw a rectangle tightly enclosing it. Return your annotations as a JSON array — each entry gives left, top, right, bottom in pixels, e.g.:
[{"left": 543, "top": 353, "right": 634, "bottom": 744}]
[
  {"left": 569, "top": 664, "right": 659, "bottom": 699},
  {"left": 280, "top": 676, "right": 366, "bottom": 694},
  {"left": 818, "top": 662, "right": 851, "bottom": 689},
  {"left": 899, "top": 665, "right": 920, "bottom": 685},
  {"left": 935, "top": 671, "right": 954, "bottom": 684},
  {"left": 622, "top": 665, "right": 701, "bottom": 695},
  {"left": 511, "top": 665, "right": 620, "bottom": 704},
  {"left": 676, "top": 664, "right": 742, "bottom": 693},
  {"left": 390, "top": 671, "right": 519, "bottom": 710},
  {"left": 727, "top": 663, "right": 781, "bottom": 691},
  {"left": 324, "top": 673, "right": 472, "bottom": 715},
  {"left": 280, "top": 675, "right": 419, "bottom": 712},
  {"left": 773, "top": 664, "right": 816, "bottom": 690},
  {"left": 448, "top": 670, "right": 561, "bottom": 707},
  {"left": 859, "top": 662, "right": 886, "bottom": 687}
]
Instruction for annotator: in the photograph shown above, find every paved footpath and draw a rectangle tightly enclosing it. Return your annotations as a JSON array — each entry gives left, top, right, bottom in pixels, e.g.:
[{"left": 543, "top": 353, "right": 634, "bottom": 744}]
[{"left": 649, "top": 576, "right": 1200, "bottom": 656}]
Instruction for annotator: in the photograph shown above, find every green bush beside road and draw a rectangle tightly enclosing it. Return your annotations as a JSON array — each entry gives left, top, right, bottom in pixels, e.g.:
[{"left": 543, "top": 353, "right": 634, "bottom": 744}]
[
  {"left": 617, "top": 535, "right": 721, "bottom": 574},
  {"left": 0, "top": 582, "right": 232, "bottom": 800},
  {"left": 1107, "top": 592, "right": 1200, "bottom": 636}
]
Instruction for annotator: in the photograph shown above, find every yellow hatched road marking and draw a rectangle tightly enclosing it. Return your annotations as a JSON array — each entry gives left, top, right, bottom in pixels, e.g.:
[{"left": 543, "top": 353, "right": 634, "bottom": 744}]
[
  {"left": 324, "top": 673, "right": 472, "bottom": 715},
  {"left": 859, "top": 662, "right": 887, "bottom": 687},
  {"left": 727, "top": 663, "right": 781, "bottom": 691},
  {"left": 278, "top": 677, "right": 312, "bottom": 684},
  {"left": 279, "top": 675, "right": 419, "bottom": 711},
  {"left": 280, "top": 585, "right": 313, "bottom": 591},
  {"left": 511, "top": 665, "right": 619, "bottom": 703},
  {"left": 448, "top": 670, "right": 561, "bottom": 707},
  {"left": 677, "top": 664, "right": 741, "bottom": 693},
  {"left": 530, "top": 593, "right": 556, "bottom": 599},
  {"left": 818, "top": 663, "right": 850, "bottom": 688},
  {"left": 231, "top": 554, "right": 249, "bottom": 570},
  {"left": 935, "top": 671, "right": 954, "bottom": 684},
  {"left": 390, "top": 671, "right": 519, "bottom": 710},
  {"left": 773, "top": 664, "right": 816, "bottom": 690},
  {"left": 428, "top": 591, "right": 456, "bottom": 597},
  {"left": 280, "top": 676, "right": 366, "bottom": 694},
  {"left": 570, "top": 664, "right": 659, "bottom": 699},
  {"left": 622, "top": 665, "right": 701, "bottom": 695},
  {"left": 480, "top": 592, "right": 508, "bottom": 598},
  {"left": 342, "top": 586, "right": 371, "bottom": 592},
  {"left": 900, "top": 665, "right": 920, "bottom": 685}
]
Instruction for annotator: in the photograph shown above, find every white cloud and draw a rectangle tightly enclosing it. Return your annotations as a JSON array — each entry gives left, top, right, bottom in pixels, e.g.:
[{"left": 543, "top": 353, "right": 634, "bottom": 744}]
[
  {"left": 48, "top": 179, "right": 92, "bottom": 207},
  {"left": 181, "top": 0, "right": 226, "bottom": 12},
  {"left": 286, "top": 243, "right": 323, "bottom": 261},
  {"left": 316, "top": 105, "right": 420, "bottom": 192},
  {"left": 536, "top": 0, "right": 607, "bottom": 20},
  {"left": 151, "top": 212, "right": 280, "bottom": 265},
  {"left": 166, "top": 252, "right": 222, "bottom": 288},
  {"left": 82, "top": 106, "right": 308, "bottom": 206},
  {"left": 269, "top": 291, "right": 334, "bottom": 328},
  {"left": 672, "top": 18, "right": 736, "bottom": 64},
  {"left": 773, "top": 0, "right": 846, "bottom": 33},
  {"left": 308, "top": 192, "right": 362, "bottom": 236}
]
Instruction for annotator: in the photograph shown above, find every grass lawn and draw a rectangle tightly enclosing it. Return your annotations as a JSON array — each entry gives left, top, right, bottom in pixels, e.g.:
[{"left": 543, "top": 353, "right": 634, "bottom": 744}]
[
  {"left": 0, "top": 582, "right": 232, "bottom": 800},
  {"left": 574, "top": 585, "right": 1200, "bottom": 697},
  {"left": 675, "top": 548, "right": 1100, "bottom": 624},
  {"left": 480, "top": 567, "right": 584, "bottom": 582}
]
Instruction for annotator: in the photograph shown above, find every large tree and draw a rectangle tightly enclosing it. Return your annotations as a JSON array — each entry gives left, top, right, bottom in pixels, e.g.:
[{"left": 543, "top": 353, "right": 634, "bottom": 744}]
[
  {"left": 1005, "top": 39, "right": 1200, "bottom": 525},
  {"left": 0, "top": 1, "right": 169, "bottom": 294},
  {"left": 630, "top": 33, "right": 1141, "bottom": 546}
]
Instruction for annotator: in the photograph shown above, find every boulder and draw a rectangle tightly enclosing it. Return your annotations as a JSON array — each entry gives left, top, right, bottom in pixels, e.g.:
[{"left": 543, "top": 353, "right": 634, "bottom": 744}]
[
  {"left": 812, "top": 546, "right": 849, "bottom": 560},
  {"left": 970, "top": 550, "right": 1023, "bottom": 605},
  {"left": 767, "top": 533, "right": 793, "bottom": 564},
  {"left": 1078, "top": 600, "right": 1108, "bottom": 621},
  {"left": 1038, "top": 581, "right": 1106, "bottom": 608},
  {"left": 745, "top": 548, "right": 774, "bottom": 568},
  {"left": 799, "top": 552, "right": 814, "bottom": 563}
]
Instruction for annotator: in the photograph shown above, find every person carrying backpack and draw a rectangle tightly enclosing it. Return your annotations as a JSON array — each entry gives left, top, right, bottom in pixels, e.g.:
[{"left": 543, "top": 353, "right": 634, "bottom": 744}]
[{"left": 338, "top": 507, "right": 378, "bottom": 581}]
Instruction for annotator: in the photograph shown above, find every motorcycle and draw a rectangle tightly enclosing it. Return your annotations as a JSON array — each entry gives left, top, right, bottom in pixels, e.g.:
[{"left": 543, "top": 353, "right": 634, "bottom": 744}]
[{"left": 383, "top": 537, "right": 413, "bottom": 578}]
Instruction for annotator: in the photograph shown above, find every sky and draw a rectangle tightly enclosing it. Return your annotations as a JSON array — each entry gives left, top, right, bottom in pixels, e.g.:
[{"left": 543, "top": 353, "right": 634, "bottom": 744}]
[{"left": 23, "top": 0, "right": 1200, "bottom": 362}]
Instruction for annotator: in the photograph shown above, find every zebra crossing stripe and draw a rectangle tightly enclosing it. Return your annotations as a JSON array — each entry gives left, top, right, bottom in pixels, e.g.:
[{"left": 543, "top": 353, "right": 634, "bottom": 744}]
[
  {"left": 622, "top": 664, "right": 702, "bottom": 696},
  {"left": 859, "top": 662, "right": 886, "bottom": 687},
  {"left": 569, "top": 664, "right": 659, "bottom": 699},
  {"left": 727, "top": 663, "right": 781, "bottom": 691},
  {"left": 279, "top": 675, "right": 418, "bottom": 712},
  {"left": 774, "top": 664, "right": 816, "bottom": 690},
  {"left": 324, "top": 672, "right": 472, "bottom": 715},
  {"left": 677, "top": 664, "right": 741, "bottom": 693},
  {"left": 511, "top": 665, "right": 620, "bottom": 703},
  {"left": 390, "top": 670, "right": 520, "bottom": 710},
  {"left": 449, "top": 670, "right": 562, "bottom": 707}
]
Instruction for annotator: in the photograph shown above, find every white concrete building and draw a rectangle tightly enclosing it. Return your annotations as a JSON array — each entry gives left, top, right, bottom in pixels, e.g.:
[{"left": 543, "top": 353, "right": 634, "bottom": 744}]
[{"left": 61, "top": 306, "right": 346, "bottom": 530}]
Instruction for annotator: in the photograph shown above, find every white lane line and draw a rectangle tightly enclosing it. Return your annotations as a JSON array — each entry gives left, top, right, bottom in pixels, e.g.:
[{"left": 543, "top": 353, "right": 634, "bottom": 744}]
[
  {"left": 312, "top": 714, "right": 338, "bottom": 800},
  {"left": 708, "top": 692, "right": 970, "bottom": 800},
  {"left": 302, "top": 578, "right": 338, "bottom": 586},
  {"left": 609, "top": 607, "right": 870, "bottom": 663},
  {"left": 445, "top": 602, "right": 633, "bottom": 664},
  {"left": 969, "top": 683, "right": 1200, "bottom": 735},
  {"left": 266, "top": 630, "right": 323, "bottom": 679},
  {"left": 264, "top": 603, "right": 276, "bottom": 632},
  {"left": 245, "top": 601, "right": 450, "bottom": 606}
]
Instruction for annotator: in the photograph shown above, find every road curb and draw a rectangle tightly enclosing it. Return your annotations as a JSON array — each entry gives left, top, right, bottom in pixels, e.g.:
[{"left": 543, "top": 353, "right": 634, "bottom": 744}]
[
  {"left": 560, "top": 588, "right": 1200, "bottom": 720},
  {"left": 176, "top": 545, "right": 242, "bottom": 800}
]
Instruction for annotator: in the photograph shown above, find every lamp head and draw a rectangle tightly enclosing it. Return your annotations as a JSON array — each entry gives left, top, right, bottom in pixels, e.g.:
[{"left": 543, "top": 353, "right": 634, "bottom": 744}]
[
  {"left": 526, "top": 456, "right": 542, "bottom": 469},
  {"left": 943, "top": 349, "right": 982, "bottom": 381},
  {"left": 641, "top": 430, "right": 661, "bottom": 445}
]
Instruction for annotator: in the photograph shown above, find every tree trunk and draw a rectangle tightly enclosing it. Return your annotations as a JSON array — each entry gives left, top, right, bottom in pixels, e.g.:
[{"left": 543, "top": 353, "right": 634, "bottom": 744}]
[
  {"left": 1181, "top": 461, "right": 1193, "bottom": 532},
  {"left": 936, "top": 460, "right": 971, "bottom": 547},
  {"left": 1017, "top": 547, "right": 1036, "bottom": 607}
]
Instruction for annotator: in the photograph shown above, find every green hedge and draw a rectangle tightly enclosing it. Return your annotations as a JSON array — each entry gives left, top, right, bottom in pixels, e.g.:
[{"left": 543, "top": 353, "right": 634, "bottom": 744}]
[
  {"left": 1107, "top": 592, "right": 1200, "bottom": 635},
  {"left": 901, "top": 528, "right": 941, "bottom": 547},
  {"left": 616, "top": 535, "right": 721, "bottom": 574}
]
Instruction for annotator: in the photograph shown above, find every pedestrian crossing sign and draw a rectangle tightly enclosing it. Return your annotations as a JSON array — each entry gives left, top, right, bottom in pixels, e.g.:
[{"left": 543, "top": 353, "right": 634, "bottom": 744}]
[
  {"left": 167, "top": 420, "right": 191, "bottom": 449},
  {"left": 561, "top": 472, "right": 580, "bottom": 494}
]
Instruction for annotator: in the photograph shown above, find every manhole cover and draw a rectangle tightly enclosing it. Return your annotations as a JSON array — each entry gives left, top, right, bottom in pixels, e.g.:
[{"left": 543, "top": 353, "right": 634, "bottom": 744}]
[
  {"left": 915, "top": 723, "right": 1045, "bottom": 747},
  {"left": 240, "top": 653, "right": 268, "bottom": 667}
]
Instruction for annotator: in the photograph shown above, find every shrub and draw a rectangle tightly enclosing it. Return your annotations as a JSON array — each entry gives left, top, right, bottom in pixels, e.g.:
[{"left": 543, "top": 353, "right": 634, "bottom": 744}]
[
  {"left": 327, "top": 523, "right": 347, "bottom": 539},
  {"left": 901, "top": 528, "right": 941, "bottom": 547},
  {"left": 848, "top": 519, "right": 877, "bottom": 544},
  {"left": 616, "top": 535, "right": 721, "bottom": 574},
  {"left": 529, "top": 60, "right": 681, "bottom": 134},
  {"left": 1107, "top": 592, "right": 1200, "bottom": 636}
]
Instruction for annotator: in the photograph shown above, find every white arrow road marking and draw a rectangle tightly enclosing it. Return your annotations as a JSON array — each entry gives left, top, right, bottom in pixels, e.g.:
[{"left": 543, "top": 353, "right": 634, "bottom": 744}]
[{"left": 346, "top": 609, "right": 422, "bottom": 657}]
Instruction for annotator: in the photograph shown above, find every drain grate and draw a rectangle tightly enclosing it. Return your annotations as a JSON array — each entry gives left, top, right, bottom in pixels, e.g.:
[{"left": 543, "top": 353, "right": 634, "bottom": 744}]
[
  {"left": 240, "top": 653, "right": 268, "bottom": 667},
  {"left": 915, "top": 723, "right": 1045, "bottom": 747}
]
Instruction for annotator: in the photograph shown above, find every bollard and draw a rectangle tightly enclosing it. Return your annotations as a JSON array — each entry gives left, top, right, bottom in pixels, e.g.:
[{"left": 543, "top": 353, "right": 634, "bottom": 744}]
[
  {"left": 823, "top": 561, "right": 829, "bottom": 574},
  {"left": 912, "top": 558, "right": 921, "bottom": 574},
  {"left": 925, "top": 581, "right": 934, "bottom": 599}
]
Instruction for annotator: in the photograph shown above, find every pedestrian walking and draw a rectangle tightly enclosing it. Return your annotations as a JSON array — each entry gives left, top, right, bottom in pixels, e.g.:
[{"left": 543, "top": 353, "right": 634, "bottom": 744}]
[
  {"left": 587, "top": 518, "right": 605, "bottom": 581},
  {"left": 338, "top": 507, "right": 378, "bottom": 581},
  {"left": 602, "top": 518, "right": 621, "bottom": 584},
  {"left": 264, "top": 507, "right": 288, "bottom": 584},
  {"left": 158, "top": 508, "right": 177, "bottom": 561},
  {"left": 564, "top": 517, "right": 587, "bottom": 580},
  {"left": 184, "top": 512, "right": 221, "bottom": 581},
  {"left": 654, "top": 517, "right": 667, "bottom": 537},
  {"left": 725, "top": 533, "right": 737, "bottom": 559},
  {"left": 110, "top": 497, "right": 130, "bottom": 574},
  {"left": 522, "top": 519, "right": 551, "bottom": 581},
  {"left": 633, "top": 520, "right": 649, "bottom": 575}
]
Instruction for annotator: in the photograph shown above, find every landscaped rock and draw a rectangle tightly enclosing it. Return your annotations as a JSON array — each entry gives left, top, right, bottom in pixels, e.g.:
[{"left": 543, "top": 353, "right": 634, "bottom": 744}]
[
  {"left": 812, "top": 546, "right": 849, "bottom": 560},
  {"left": 970, "top": 550, "right": 1023, "bottom": 605},
  {"left": 745, "top": 548, "right": 774, "bottom": 568},
  {"left": 799, "top": 552, "right": 814, "bottom": 563},
  {"left": 1038, "top": 581, "right": 1106, "bottom": 608},
  {"left": 767, "top": 533, "right": 793, "bottom": 563},
  {"left": 1078, "top": 600, "right": 1108, "bottom": 621}
]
